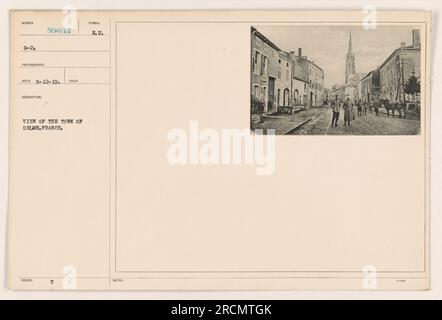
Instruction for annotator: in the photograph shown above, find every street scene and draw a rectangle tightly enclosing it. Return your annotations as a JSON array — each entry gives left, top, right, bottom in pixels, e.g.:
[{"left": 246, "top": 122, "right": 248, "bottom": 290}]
[{"left": 250, "top": 25, "right": 422, "bottom": 135}]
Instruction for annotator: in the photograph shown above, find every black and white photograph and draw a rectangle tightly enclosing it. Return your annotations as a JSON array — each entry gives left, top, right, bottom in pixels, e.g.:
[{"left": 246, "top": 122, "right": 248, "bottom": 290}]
[{"left": 251, "top": 25, "right": 422, "bottom": 135}]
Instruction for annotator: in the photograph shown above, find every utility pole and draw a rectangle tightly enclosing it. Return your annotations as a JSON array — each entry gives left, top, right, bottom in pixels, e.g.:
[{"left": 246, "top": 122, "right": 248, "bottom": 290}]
[
  {"left": 396, "top": 51, "right": 408, "bottom": 103},
  {"left": 401, "top": 54, "right": 406, "bottom": 103}
]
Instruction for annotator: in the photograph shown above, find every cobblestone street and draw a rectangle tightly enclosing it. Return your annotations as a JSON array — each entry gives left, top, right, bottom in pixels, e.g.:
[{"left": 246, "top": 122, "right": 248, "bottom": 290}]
[
  {"left": 253, "top": 108, "right": 322, "bottom": 135},
  {"left": 286, "top": 106, "right": 420, "bottom": 135}
]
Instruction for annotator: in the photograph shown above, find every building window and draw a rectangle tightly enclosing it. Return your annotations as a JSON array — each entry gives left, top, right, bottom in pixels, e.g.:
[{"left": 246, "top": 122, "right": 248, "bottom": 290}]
[
  {"left": 252, "top": 51, "right": 259, "bottom": 73},
  {"left": 294, "top": 89, "right": 299, "bottom": 103},
  {"left": 260, "top": 56, "right": 268, "bottom": 76},
  {"left": 261, "top": 87, "right": 266, "bottom": 102},
  {"left": 253, "top": 85, "right": 260, "bottom": 99}
]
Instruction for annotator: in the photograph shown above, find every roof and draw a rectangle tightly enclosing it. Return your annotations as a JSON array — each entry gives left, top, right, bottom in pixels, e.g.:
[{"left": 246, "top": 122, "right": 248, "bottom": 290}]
[
  {"left": 251, "top": 27, "right": 281, "bottom": 52},
  {"left": 251, "top": 27, "right": 324, "bottom": 74},
  {"left": 360, "top": 71, "right": 373, "bottom": 82},
  {"left": 292, "top": 75, "right": 309, "bottom": 83},
  {"left": 378, "top": 46, "right": 420, "bottom": 70},
  {"left": 359, "top": 69, "right": 378, "bottom": 81},
  {"left": 279, "top": 51, "right": 290, "bottom": 59},
  {"left": 308, "top": 60, "right": 324, "bottom": 73}
]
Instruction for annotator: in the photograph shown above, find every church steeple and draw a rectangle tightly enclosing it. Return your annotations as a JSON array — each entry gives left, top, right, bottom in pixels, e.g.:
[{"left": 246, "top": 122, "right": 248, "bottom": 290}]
[
  {"left": 348, "top": 32, "right": 353, "bottom": 55},
  {"left": 345, "top": 31, "right": 356, "bottom": 84}
]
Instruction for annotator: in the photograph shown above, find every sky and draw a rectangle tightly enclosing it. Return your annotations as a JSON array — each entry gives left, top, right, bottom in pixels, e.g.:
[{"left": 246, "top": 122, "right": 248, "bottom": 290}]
[{"left": 254, "top": 25, "right": 419, "bottom": 89}]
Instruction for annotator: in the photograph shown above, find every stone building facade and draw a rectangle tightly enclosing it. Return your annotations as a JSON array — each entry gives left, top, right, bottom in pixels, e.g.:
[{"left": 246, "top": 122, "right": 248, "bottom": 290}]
[
  {"left": 275, "top": 51, "right": 293, "bottom": 108},
  {"left": 359, "top": 70, "right": 380, "bottom": 103},
  {"left": 308, "top": 61, "right": 325, "bottom": 108},
  {"left": 379, "top": 29, "right": 421, "bottom": 102},
  {"left": 289, "top": 49, "right": 309, "bottom": 107},
  {"left": 251, "top": 27, "right": 281, "bottom": 114},
  {"left": 251, "top": 27, "right": 325, "bottom": 114}
]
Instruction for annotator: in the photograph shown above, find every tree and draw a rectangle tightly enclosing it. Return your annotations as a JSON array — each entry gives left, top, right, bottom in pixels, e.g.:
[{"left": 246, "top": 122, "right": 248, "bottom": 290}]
[{"left": 404, "top": 75, "right": 420, "bottom": 102}]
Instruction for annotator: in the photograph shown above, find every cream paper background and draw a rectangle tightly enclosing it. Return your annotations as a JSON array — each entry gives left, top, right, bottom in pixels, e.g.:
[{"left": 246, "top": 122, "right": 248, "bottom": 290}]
[{"left": 7, "top": 9, "right": 431, "bottom": 291}]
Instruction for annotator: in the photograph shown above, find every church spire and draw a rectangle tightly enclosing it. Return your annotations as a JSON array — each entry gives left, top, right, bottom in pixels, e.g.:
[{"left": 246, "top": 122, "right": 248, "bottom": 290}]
[
  {"left": 345, "top": 31, "right": 356, "bottom": 84},
  {"left": 348, "top": 32, "right": 353, "bottom": 55}
]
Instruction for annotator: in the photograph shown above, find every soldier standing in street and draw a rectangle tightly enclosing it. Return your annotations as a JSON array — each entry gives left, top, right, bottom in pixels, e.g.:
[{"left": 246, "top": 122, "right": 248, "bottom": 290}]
[
  {"left": 357, "top": 100, "right": 362, "bottom": 116},
  {"left": 330, "top": 98, "right": 341, "bottom": 127},
  {"left": 363, "top": 100, "right": 369, "bottom": 115},
  {"left": 343, "top": 97, "right": 352, "bottom": 126},
  {"left": 373, "top": 98, "right": 379, "bottom": 116}
]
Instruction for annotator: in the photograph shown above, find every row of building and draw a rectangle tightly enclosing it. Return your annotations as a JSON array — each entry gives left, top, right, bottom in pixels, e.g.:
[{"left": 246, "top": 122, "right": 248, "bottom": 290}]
[
  {"left": 251, "top": 27, "right": 325, "bottom": 115},
  {"left": 329, "top": 29, "right": 421, "bottom": 105}
]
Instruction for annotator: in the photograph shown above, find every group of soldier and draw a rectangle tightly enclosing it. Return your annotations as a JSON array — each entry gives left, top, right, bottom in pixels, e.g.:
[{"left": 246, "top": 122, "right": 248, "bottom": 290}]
[{"left": 328, "top": 97, "right": 380, "bottom": 127}]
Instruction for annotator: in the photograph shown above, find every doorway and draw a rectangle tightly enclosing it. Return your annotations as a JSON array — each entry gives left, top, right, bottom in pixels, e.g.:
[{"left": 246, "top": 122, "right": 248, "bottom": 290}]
[
  {"left": 283, "top": 89, "right": 290, "bottom": 106},
  {"left": 268, "top": 77, "right": 275, "bottom": 113}
]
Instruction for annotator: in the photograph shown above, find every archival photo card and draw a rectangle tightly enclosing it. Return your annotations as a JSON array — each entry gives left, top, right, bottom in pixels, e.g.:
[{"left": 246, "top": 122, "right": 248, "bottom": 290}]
[{"left": 251, "top": 25, "right": 423, "bottom": 135}]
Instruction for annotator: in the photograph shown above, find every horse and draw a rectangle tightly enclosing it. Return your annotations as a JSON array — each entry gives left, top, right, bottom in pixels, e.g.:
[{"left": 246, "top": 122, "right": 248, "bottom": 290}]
[
  {"left": 380, "top": 99, "right": 407, "bottom": 119},
  {"left": 357, "top": 102, "right": 363, "bottom": 116}
]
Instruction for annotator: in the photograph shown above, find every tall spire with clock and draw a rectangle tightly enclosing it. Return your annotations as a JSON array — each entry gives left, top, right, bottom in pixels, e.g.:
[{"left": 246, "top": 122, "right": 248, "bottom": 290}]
[{"left": 345, "top": 31, "right": 356, "bottom": 84}]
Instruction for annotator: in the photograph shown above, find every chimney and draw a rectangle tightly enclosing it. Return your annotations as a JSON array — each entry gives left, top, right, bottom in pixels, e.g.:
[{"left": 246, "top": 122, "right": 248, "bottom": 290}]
[
  {"left": 298, "top": 48, "right": 302, "bottom": 57},
  {"left": 289, "top": 51, "right": 295, "bottom": 60},
  {"left": 401, "top": 42, "right": 406, "bottom": 48},
  {"left": 412, "top": 29, "right": 421, "bottom": 48}
]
